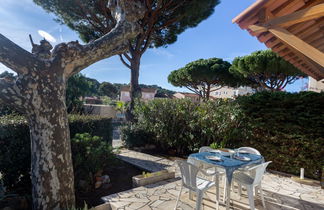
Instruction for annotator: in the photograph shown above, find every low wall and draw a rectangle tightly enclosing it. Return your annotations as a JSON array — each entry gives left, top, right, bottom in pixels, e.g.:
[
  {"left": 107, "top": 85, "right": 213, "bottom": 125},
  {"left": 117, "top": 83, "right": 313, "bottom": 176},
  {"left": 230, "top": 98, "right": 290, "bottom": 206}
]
[{"left": 84, "top": 104, "right": 117, "bottom": 118}]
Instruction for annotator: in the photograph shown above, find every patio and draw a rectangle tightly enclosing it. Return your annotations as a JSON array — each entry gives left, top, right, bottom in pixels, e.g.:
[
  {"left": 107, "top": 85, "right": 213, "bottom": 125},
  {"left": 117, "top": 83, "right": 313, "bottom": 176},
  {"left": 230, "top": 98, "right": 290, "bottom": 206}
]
[{"left": 99, "top": 149, "right": 324, "bottom": 210}]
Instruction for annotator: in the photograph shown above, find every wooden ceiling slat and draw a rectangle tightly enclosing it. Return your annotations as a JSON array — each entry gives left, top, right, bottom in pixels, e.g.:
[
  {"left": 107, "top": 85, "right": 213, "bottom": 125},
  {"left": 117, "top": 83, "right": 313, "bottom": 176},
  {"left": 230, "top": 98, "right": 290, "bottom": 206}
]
[
  {"left": 273, "top": 0, "right": 306, "bottom": 17},
  {"left": 233, "top": 0, "right": 324, "bottom": 80}
]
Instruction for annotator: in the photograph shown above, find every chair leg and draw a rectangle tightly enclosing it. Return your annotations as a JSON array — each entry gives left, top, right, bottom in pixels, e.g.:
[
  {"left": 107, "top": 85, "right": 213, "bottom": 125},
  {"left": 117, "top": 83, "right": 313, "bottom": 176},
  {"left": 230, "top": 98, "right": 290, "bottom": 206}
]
[
  {"left": 259, "top": 185, "right": 266, "bottom": 209},
  {"left": 189, "top": 189, "right": 193, "bottom": 200},
  {"left": 196, "top": 191, "right": 203, "bottom": 210},
  {"left": 174, "top": 185, "right": 183, "bottom": 210},
  {"left": 215, "top": 174, "right": 220, "bottom": 210},
  {"left": 223, "top": 176, "right": 227, "bottom": 203},
  {"left": 247, "top": 186, "right": 255, "bottom": 210}
]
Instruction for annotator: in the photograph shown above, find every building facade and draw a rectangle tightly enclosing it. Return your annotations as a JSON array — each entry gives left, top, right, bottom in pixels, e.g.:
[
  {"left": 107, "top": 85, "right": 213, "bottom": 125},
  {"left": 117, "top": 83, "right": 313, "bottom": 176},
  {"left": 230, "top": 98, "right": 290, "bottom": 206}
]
[
  {"left": 173, "top": 92, "right": 200, "bottom": 102},
  {"left": 210, "top": 86, "right": 255, "bottom": 99},
  {"left": 308, "top": 77, "right": 324, "bottom": 93},
  {"left": 120, "top": 86, "right": 157, "bottom": 102}
]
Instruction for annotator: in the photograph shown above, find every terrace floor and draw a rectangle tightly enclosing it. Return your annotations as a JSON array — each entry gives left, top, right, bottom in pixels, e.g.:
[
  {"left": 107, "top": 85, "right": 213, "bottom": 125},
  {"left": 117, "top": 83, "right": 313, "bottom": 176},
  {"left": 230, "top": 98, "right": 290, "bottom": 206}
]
[{"left": 100, "top": 149, "right": 324, "bottom": 210}]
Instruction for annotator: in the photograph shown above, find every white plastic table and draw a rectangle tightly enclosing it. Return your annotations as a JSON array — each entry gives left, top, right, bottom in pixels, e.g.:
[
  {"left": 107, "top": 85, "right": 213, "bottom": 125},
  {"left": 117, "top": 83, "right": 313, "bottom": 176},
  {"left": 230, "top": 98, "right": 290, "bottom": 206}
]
[{"left": 188, "top": 151, "right": 263, "bottom": 210}]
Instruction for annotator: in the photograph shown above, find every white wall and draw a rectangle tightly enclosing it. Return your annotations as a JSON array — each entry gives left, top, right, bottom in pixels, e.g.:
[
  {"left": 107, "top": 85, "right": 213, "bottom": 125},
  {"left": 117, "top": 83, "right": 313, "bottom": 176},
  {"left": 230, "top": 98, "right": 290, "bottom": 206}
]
[
  {"left": 84, "top": 104, "right": 117, "bottom": 118},
  {"left": 308, "top": 77, "right": 324, "bottom": 93}
]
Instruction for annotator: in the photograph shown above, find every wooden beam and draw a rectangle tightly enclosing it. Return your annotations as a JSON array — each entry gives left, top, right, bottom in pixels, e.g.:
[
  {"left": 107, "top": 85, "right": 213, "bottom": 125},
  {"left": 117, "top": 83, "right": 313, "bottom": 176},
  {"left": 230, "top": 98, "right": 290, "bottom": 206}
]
[
  {"left": 269, "top": 26, "right": 324, "bottom": 68},
  {"left": 249, "top": 3, "right": 324, "bottom": 33}
]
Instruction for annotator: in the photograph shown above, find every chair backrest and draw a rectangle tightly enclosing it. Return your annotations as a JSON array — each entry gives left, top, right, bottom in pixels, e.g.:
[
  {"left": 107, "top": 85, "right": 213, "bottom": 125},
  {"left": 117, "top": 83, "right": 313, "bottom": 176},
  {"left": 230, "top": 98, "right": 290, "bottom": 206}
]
[
  {"left": 238, "top": 147, "right": 261, "bottom": 155},
  {"left": 176, "top": 160, "right": 199, "bottom": 191},
  {"left": 248, "top": 161, "right": 272, "bottom": 185},
  {"left": 199, "top": 146, "right": 212, "bottom": 153}
]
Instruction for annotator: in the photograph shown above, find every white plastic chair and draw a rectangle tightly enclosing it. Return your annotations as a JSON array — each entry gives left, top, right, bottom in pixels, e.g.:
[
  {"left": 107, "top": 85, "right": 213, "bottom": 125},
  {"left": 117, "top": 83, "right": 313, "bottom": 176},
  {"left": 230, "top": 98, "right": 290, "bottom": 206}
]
[
  {"left": 199, "top": 146, "right": 213, "bottom": 153},
  {"left": 197, "top": 146, "right": 226, "bottom": 202},
  {"left": 175, "top": 160, "right": 219, "bottom": 210},
  {"left": 233, "top": 161, "right": 272, "bottom": 210},
  {"left": 237, "top": 147, "right": 261, "bottom": 155},
  {"left": 235, "top": 147, "right": 262, "bottom": 197}
]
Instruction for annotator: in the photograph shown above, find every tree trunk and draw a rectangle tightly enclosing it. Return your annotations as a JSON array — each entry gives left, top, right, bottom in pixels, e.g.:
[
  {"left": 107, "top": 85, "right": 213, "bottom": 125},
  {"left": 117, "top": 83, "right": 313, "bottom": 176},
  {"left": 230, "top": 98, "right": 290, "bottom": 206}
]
[
  {"left": 126, "top": 54, "right": 141, "bottom": 121},
  {"left": 0, "top": 1, "right": 145, "bottom": 208},
  {"left": 25, "top": 71, "right": 75, "bottom": 210},
  {"left": 206, "top": 84, "right": 210, "bottom": 101}
]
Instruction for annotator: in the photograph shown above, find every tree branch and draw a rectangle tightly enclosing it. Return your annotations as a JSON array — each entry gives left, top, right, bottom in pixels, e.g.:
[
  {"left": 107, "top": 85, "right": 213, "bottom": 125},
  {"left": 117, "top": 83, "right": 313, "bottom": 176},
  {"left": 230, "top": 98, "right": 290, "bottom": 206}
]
[
  {"left": 0, "top": 34, "right": 43, "bottom": 75},
  {"left": 54, "top": 0, "right": 145, "bottom": 77},
  {"left": 123, "top": 52, "right": 132, "bottom": 61},
  {"left": 119, "top": 54, "right": 131, "bottom": 69}
]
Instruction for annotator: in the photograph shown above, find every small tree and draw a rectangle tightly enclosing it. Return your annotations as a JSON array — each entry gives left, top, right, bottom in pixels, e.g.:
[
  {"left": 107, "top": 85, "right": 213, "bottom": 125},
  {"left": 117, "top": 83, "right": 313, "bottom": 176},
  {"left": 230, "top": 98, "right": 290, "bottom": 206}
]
[
  {"left": 66, "top": 74, "right": 98, "bottom": 113},
  {"left": 33, "top": 0, "right": 220, "bottom": 120},
  {"left": 0, "top": 1, "right": 144, "bottom": 209},
  {"left": 99, "top": 81, "right": 118, "bottom": 99},
  {"left": 230, "top": 50, "right": 306, "bottom": 91},
  {"left": 168, "top": 58, "right": 239, "bottom": 101}
]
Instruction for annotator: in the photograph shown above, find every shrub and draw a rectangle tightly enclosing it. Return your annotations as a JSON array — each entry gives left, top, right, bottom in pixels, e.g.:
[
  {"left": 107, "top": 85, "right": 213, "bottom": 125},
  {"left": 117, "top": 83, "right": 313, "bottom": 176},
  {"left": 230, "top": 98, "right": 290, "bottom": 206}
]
[
  {"left": 0, "top": 114, "right": 113, "bottom": 194},
  {"left": 71, "top": 133, "right": 115, "bottom": 191},
  {"left": 123, "top": 91, "right": 324, "bottom": 179},
  {"left": 121, "top": 124, "right": 154, "bottom": 148}
]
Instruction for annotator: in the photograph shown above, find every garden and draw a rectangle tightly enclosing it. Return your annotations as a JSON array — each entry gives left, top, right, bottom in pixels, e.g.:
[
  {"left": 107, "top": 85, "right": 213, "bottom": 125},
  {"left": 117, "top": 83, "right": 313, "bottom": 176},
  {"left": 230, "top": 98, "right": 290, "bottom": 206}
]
[
  {"left": 122, "top": 91, "right": 324, "bottom": 180},
  {"left": 1, "top": 90, "right": 323, "bottom": 209},
  {"left": 1, "top": 0, "right": 324, "bottom": 209}
]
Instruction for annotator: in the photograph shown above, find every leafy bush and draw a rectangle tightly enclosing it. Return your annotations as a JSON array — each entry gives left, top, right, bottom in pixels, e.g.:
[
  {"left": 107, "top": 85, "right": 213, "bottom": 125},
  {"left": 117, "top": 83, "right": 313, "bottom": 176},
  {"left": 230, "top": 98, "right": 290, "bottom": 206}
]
[
  {"left": 121, "top": 124, "right": 154, "bottom": 148},
  {"left": 0, "top": 115, "right": 113, "bottom": 194},
  {"left": 123, "top": 91, "right": 324, "bottom": 179},
  {"left": 72, "top": 133, "right": 115, "bottom": 191}
]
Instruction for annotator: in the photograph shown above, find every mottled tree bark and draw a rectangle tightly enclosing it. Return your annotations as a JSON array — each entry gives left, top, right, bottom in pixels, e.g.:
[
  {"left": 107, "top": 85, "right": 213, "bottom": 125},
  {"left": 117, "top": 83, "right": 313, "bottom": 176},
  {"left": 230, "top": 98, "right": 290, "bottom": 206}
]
[{"left": 0, "top": 0, "right": 144, "bottom": 209}]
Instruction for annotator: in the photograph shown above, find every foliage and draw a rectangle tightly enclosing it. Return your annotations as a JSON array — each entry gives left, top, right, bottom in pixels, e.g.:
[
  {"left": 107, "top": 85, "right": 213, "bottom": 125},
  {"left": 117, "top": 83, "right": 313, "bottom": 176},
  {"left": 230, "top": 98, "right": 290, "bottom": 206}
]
[
  {"left": 142, "top": 172, "right": 152, "bottom": 178},
  {"left": 0, "top": 72, "right": 19, "bottom": 116},
  {"left": 66, "top": 74, "right": 100, "bottom": 113},
  {"left": 99, "top": 82, "right": 118, "bottom": 99},
  {"left": 121, "top": 124, "right": 154, "bottom": 148},
  {"left": 230, "top": 50, "right": 306, "bottom": 91},
  {"left": 0, "top": 115, "right": 112, "bottom": 194},
  {"left": 123, "top": 92, "right": 324, "bottom": 179},
  {"left": 123, "top": 98, "right": 241, "bottom": 153},
  {"left": 115, "top": 101, "right": 125, "bottom": 112},
  {"left": 33, "top": 0, "right": 220, "bottom": 119},
  {"left": 210, "top": 141, "right": 226, "bottom": 149},
  {"left": 71, "top": 133, "right": 115, "bottom": 191},
  {"left": 33, "top": 0, "right": 219, "bottom": 49},
  {"left": 0, "top": 71, "right": 15, "bottom": 79},
  {"left": 101, "top": 96, "right": 112, "bottom": 105},
  {"left": 168, "top": 58, "right": 240, "bottom": 100},
  {"left": 114, "top": 83, "right": 175, "bottom": 98}
]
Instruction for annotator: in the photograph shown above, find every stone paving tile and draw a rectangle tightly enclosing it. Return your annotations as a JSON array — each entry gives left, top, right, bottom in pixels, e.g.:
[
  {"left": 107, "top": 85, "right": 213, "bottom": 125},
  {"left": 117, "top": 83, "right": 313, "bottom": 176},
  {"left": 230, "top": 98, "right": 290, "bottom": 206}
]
[
  {"left": 116, "top": 149, "right": 176, "bottom": 173},
  {"left": 102, "top": 149, "right": 324, "bottom": 210}
]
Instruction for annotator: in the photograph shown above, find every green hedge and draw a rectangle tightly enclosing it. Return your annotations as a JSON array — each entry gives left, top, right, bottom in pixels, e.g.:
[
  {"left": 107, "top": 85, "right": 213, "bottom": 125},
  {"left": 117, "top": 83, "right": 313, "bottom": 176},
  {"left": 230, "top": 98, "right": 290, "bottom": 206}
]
[
  {"left": 123, "top": 91, "right": 324, "bottom": 179},
  {"left": 0, "top": 114, "right": 112, "bottom": 193}
]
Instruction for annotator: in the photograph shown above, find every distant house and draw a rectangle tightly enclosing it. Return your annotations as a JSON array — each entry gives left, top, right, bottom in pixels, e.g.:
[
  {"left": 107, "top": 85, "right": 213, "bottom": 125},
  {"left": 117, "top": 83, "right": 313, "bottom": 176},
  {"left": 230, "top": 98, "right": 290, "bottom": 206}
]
[
  {"left": 120, "top": 86, "right": 157, "bottom": 102},
  {"left": 210, "top": 86, "right": 254, "bottom": 99},
  {"left": 308, "top": 77, "right": 324, "bottom": 93},
  {"left": 173, "top": 92, "right": 200, "bottom": 102}
]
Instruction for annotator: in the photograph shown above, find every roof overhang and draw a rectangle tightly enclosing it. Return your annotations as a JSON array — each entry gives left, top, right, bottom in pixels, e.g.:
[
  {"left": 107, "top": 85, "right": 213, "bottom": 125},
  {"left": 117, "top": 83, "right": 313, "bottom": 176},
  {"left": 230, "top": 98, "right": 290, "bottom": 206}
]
[{"left": 233, "top": 0, "right": 324, "bottom": 80}]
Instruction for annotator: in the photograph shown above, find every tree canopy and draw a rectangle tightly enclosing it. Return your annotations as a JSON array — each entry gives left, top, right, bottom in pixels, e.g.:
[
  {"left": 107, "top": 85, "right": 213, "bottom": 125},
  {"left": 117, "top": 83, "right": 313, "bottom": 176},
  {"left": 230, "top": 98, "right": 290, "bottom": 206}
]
[
  {"left": 168, "top": 58, "right": 239, "bottom": 100},
  {"left": 98, "top": 81, "right": 118, "bottom": 98},
  {"left": 230, "top": 50, "right": 306, "bottom": 91},
  {"left": 33, "top": 0, "right": 219, "bottom": 47},
  {"left": 33, "top": 0, "right": 220, "bottom": 120}
]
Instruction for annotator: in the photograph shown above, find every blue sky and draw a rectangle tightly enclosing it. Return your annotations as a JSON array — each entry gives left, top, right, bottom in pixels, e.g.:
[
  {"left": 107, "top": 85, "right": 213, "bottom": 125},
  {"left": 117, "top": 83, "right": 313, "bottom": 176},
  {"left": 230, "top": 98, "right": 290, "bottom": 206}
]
[{"left": 0, "top": 0, "right": 308, "bottom": 92}]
